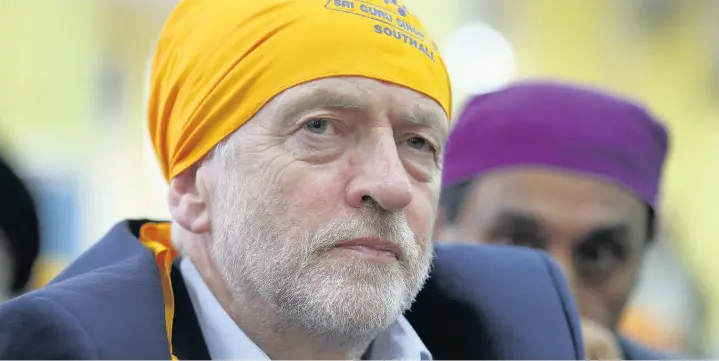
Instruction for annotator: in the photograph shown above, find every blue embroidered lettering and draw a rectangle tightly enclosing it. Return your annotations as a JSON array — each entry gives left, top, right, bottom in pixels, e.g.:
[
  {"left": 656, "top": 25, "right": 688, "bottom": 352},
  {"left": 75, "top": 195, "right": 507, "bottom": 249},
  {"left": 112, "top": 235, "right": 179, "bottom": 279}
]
[
  {"left": 396, "top": 18, "right": 424, "bottom": 38},
  {"left": 360, "top": 4, "right": 393, "bottom": 22},
  {"left": 333, "top": 0, "right": 354, "bottom": 9},
  {"left": 374, "top": 25, "right": 435, "bottom": 62}
]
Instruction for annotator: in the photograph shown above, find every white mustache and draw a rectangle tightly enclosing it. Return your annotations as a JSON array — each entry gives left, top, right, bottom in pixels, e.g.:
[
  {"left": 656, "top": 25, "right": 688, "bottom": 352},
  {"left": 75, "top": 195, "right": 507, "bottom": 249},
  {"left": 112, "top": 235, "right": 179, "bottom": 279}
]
[{"left": 302, "top": 212, "right": 419, "bottom": 261}]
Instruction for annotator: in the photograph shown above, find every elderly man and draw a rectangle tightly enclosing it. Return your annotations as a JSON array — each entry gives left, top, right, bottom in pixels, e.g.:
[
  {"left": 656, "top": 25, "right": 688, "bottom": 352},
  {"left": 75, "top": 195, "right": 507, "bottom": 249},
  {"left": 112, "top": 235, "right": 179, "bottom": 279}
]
[
  {"left": 0, "top": 153, "right": 40, "bottom": 303},
  {"left": 436, "top": 81, "right": 671, "bottom": 360},
  {"left": 0, "top": 2, "right": 585, "bottom": 359}
]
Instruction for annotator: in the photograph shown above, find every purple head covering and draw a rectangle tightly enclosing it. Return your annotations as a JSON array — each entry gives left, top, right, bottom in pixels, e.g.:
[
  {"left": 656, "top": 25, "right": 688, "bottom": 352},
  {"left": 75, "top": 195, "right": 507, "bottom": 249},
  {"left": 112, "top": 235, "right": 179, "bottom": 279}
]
[{"left": 442, "top": 81, "right": 670, "bottom": 208}]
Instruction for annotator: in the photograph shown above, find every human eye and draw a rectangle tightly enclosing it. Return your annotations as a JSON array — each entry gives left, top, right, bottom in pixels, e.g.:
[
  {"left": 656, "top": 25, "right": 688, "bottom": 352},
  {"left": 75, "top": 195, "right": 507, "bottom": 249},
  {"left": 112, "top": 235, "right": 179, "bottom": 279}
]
[
  {"left": 303, "top": 117, "right": 332, "bottom": 135},
  {"left": 575, "top": 238, "right": 628, "bottom": 282},
  {"left": 405, "top": 135, "right": 436, "bottom": 153}
]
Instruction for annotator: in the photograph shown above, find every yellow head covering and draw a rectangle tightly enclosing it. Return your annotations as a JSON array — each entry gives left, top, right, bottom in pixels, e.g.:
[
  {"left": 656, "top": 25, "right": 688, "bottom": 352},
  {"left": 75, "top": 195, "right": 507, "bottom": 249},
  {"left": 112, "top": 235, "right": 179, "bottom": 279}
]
[{"left": 148, "top": 0, "right": 452, "bottom": 182}]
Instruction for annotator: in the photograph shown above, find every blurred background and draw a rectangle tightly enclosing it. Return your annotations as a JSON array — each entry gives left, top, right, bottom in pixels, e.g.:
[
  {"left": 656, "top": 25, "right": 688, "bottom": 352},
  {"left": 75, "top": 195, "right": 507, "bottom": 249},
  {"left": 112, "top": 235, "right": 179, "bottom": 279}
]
[{"left": 0, "top": 0, "right": 717, "bottom": 356}]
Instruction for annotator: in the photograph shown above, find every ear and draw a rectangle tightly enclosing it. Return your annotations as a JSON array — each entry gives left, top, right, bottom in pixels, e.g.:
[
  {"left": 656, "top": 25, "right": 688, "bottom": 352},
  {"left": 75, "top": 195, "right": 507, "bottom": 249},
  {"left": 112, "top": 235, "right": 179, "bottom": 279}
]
[{"left": 168, "top": 164, "right": 211, "bottom": 234}]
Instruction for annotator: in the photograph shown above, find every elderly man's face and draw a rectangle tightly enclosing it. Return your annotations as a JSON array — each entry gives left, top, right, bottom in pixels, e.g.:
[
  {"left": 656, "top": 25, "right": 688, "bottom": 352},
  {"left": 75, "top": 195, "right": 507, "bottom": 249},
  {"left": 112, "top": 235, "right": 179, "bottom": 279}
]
[
  {"left": 199, "top": 77, "right": 447, "bottom": 339},
  {"left": 445, "top": 168, "right": 648, "bottom": 330}
]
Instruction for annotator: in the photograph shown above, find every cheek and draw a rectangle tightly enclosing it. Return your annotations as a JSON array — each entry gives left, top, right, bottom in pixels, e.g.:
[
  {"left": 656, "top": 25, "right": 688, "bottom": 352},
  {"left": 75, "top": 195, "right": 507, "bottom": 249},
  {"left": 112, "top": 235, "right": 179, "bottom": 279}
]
[
  {"left": 276, "top": 165, "right": 347, "bottom": 225},
  {"left": 574, "top": 268, "right": 638, "bottom": 325},
  {"left": 604, "top": 266, "right": 641, "bottom": 304}
]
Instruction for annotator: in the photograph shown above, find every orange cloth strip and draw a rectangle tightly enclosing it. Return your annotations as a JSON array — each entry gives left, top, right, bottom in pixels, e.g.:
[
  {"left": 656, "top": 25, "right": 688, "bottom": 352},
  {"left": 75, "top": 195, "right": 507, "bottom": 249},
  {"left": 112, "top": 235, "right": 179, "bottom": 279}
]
[{"left": 139, "top": 222, "right": 178, "bottom": 361}]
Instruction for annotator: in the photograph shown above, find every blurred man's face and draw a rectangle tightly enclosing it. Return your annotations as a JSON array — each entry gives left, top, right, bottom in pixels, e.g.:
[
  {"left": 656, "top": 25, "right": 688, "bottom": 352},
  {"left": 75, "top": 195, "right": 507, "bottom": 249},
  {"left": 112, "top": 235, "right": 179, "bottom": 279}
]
[
  {"left": 203, "top": 77, "right": 447, "bottom": 341},
  {"left": 445, "top": 167, "right": 648, "bottom": 329}
]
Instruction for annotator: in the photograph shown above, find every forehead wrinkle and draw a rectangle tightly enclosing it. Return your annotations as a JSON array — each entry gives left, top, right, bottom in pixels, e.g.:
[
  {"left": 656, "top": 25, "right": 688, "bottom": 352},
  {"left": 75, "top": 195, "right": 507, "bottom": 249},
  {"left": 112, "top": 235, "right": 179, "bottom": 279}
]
[{"left": 279, "top": 87, "right": 368, "bottom": 122}]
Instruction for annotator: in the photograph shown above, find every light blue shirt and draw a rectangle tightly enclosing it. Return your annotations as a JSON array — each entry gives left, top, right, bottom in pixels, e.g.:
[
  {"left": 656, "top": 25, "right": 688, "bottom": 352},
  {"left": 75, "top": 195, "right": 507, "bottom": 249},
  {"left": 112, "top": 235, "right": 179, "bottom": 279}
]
[{"left": 180, "top": 258, "right": 432, "bottom": 360}]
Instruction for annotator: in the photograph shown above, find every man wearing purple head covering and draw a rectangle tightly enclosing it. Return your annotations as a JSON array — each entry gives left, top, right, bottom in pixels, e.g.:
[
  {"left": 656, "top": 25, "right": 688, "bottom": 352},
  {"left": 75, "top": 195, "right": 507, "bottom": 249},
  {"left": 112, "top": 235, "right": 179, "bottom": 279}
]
[{"left": 436, "top": 81, "right": 671, "bottom": 360}]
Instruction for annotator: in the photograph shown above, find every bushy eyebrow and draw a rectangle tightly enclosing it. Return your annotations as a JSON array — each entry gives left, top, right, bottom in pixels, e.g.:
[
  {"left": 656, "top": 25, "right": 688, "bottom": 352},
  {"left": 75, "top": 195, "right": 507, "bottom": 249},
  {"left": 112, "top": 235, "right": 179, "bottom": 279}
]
[
  {"left": 405, "top": 107, "right": 448, "bottom": 141},
  {"left": 280, "top": 88, "right": 366, "bottom": 122},
  {"left": 278, "top": 86, "right": 448, "bottom": 141}
]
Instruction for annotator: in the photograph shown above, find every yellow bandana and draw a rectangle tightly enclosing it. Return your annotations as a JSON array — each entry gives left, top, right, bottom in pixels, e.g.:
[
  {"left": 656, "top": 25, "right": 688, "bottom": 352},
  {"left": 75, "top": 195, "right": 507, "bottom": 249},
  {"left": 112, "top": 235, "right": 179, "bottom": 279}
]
[{"left": 148, "top": 0, "right": 452, "bottom": 182}]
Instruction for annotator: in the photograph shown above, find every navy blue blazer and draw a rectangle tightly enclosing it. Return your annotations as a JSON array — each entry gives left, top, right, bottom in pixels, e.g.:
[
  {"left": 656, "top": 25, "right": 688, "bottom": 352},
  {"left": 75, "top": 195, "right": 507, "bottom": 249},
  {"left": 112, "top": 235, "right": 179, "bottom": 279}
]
[{"left": 0, "top": 220, "right": 584, "bottom": 359}]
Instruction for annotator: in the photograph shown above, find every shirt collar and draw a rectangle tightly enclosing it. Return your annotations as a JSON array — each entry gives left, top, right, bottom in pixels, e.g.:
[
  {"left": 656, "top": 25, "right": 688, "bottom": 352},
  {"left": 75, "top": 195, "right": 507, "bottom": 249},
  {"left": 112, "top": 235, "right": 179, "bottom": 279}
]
[{"left": 180, "top": 258, "right": 431, "bottom": 360}]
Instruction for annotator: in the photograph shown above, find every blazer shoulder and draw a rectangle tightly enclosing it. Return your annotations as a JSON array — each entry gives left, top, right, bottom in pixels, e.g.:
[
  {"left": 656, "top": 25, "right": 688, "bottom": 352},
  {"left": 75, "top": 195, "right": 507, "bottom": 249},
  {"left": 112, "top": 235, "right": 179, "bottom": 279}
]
[
  {"left": 0, "top": 294, "right": 100, "bottom": 359},
  {"left": 0, "top": 251, "right": 172, "bottom": 359},
  {"left": 407, "top": 244, "right": 585, "bottom": 359}
]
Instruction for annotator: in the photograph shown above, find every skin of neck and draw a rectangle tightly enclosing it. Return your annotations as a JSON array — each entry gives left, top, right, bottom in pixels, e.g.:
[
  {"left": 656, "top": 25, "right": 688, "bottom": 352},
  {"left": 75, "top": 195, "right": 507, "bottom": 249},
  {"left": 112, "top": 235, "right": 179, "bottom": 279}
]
[{"left": 179, "top": 233, "right": 373, "bottom": 360}]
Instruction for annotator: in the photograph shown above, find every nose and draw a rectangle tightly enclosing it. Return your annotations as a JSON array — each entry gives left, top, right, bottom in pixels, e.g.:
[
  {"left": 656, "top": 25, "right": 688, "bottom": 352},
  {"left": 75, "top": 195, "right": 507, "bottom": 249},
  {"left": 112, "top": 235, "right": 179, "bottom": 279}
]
[
  {"left": 550, "top": 248, "right": 593, "bottom": 317},
  {"left": 345, "top": 134, "right": 413, "bottom": 212}
]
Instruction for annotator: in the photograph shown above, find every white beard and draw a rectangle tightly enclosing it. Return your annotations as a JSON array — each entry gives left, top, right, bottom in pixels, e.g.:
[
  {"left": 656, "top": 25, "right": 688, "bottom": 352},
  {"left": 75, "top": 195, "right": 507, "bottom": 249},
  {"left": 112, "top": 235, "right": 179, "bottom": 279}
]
[{"left": 209, "top": 164, "right": 433, "bottom": 343}]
